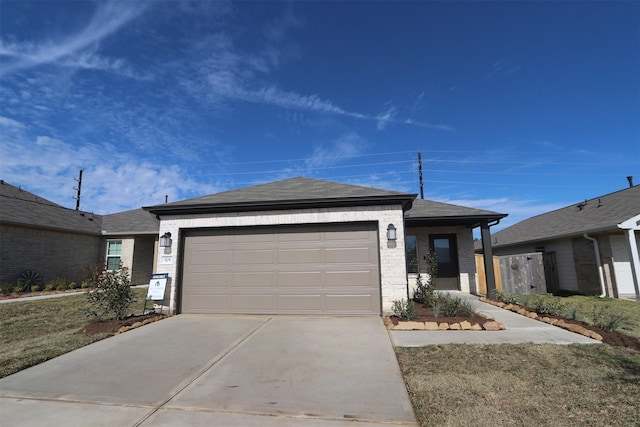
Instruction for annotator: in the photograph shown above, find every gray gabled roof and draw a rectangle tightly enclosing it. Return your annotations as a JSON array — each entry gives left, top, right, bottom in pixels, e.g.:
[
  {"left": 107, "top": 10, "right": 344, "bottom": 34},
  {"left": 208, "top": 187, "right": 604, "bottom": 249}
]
[
  {"left": 405, "top": 198, "right": 507, "bottom": 227},
  {"left": 0, "top": 180, "right": 103, "bottom": 235},
  {"left": 102, "top": 208, "right": 159, "bottom": 235},
  {"left": 492, "top": 185, "right": 640, "bottom": 248},
  {"left": 145, "top": 177, "right": 417, "bottom": 214}
]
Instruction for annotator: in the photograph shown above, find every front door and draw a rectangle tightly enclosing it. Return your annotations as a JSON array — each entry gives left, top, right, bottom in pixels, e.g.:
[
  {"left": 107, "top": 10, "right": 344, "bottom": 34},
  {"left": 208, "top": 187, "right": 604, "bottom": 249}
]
[{"left": 429, "top": 234, "right": 460, "bottom": 290}]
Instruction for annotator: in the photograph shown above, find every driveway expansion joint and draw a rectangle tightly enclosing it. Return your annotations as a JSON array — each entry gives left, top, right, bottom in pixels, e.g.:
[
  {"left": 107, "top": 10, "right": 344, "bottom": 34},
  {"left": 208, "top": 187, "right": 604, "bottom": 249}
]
[{"left": 133, "top": 316, "right": 273, "bottom": 427}]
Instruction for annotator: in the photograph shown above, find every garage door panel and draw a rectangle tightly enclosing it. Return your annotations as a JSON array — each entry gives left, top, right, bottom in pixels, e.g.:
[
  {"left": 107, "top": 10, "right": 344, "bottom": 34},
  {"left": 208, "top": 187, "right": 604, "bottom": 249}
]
[
  {"left": 182, "top": 223, "right": 380, "bottom": 315},
  {"left": 277, "top": 295, "right": 322, "bottom": 310},
  {"left": 278, "top": 248, "right": 323, "bottom": 264},
  {"left": 183, "top": 295, "right": 230, "bottom": 311},
  {"left": 277, "top": 271, "right": 323, "bottom": 287},
  {"left": 325, "top": 271, "right": 375, "bottom": 287},
  {"left": 326, "top": 295, "right": 376, "bottom": 311},
  {"left": 233, "top": 272, "right": 275, "bottom": 287},
  {"left": 189, "top": 251, "right": 232, "bottom": 265},
  {"left": 232, "top": 295, "right": 275, "bottom": 311},
  {"left": 189, "top": 272, "right": 231, "bottom": 286},
  {"left": 324, "top": 247, "right": 373, "bottom": 263},
  {"left": 233, "top": 249, "right": 274, "bottom": 264}
]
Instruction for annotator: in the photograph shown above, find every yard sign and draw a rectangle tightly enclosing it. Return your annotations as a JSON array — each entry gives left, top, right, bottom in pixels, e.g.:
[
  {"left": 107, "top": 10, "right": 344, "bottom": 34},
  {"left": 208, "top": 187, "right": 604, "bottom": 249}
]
[{"left": 146, "top": 273, "right": 168, "bottom": 301}]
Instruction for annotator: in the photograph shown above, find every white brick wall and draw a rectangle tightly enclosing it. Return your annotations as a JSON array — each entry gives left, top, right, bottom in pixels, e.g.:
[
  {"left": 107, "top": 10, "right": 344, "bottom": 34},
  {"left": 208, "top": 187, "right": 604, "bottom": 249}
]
[{"left": 154, "top": 205, "right": 408, "bottom": 315}]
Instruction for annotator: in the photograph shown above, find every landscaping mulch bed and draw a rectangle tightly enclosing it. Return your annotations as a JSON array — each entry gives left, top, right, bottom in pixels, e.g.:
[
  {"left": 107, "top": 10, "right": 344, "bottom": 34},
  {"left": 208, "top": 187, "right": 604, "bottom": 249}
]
[
  {"left": 483, "top": 298, "right": 640, "bottom": 351},
  {"left": 78, "top": 313, "right": 167, "bottom": 335},
  {"left": 388, "top": 301, "right": 493, "bottom": 327}
]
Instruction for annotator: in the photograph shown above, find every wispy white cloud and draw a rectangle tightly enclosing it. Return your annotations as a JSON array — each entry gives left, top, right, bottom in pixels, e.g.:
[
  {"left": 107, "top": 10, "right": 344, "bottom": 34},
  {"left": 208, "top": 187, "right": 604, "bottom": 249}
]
[
  {"left": 486, "top": 59, "right": 520, "bottom": 79},
  {"left": 0, "top": 130, "right": 219, "bottom": 213},
  {"left": 305, "top": 132, "right": 368, "bottom": 169},
  {"left": 0, "top": 115, "right": 25, "bottom": 130},
  {"left": 0, "top": 0, "right": 147, "bottom": 77}
]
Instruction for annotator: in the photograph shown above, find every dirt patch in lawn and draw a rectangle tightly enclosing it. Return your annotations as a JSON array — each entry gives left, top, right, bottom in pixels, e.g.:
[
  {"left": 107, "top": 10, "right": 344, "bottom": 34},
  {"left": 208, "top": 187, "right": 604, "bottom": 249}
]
[
  {"left": 78, "top": 313, "right": 167, "bottom": 335},
  {"left": 387, "top": 302, "right": 494, "bottom": 328}
]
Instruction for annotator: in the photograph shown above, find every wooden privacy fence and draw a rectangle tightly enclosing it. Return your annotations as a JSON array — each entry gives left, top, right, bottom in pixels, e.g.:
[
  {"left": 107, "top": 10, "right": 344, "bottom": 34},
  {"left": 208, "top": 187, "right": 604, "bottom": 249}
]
[
  {"left": 475, "top": 254, "right": 502, "bottom": 295},
  {"left": 475, "top": 252, "right": 551, "bottom": 296}
]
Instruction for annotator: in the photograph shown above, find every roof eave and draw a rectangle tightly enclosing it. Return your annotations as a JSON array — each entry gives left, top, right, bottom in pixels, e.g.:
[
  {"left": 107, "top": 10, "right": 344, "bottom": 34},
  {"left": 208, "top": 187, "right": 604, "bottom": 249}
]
[
  {"left": 144, "top": 195, "right": 416, "bottom": 215},
  {"left": 493, "top": 224, "right": 622, "bottom": 248},
  {"left": 405, "top": 213, "right": 508, "bottom": 228}
]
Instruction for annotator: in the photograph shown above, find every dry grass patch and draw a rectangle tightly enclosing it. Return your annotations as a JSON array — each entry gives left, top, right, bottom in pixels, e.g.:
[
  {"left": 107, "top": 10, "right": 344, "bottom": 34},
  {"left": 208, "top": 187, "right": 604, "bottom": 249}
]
[
  {"left": 396, "top": 344, "right": 640, "bottom": 427},
  {"left": 0, "top": 288, "right": 149, "bottom": 378}
]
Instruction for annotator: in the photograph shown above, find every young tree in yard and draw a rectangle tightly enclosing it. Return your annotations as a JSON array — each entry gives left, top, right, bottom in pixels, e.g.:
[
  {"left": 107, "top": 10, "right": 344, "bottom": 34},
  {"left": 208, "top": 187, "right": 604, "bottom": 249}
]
[{"left": 85, "top": 264, "right": 135, "bottom": 320}]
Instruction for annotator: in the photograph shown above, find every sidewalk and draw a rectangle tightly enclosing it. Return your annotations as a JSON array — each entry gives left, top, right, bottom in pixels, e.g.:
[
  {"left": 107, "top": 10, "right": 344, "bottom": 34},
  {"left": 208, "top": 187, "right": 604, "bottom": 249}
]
[
  {"left": 0, "top": 285, "right": 149, "bottom": 304},
  {"left": 390, "top": 293, "right": 601, "bottom": 347}
]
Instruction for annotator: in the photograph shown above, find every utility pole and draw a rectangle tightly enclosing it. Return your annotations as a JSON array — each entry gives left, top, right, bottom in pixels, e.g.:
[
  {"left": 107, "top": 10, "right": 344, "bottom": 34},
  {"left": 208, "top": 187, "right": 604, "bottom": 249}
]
[
  {"left": 74, "top": 169, "right": 83, "bottom": 211},
  {"left": 418, "top": 152, "right": 424, "bottom": 199}
]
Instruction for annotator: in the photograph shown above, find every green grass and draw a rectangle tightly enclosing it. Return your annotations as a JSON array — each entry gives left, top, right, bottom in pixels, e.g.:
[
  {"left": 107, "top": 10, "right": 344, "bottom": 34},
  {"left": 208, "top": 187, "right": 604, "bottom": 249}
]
[
  {"left": 396, "top": 344, "right": 640, "bottom": 427},
  {"left": 0, "top": 288, "right": 149, "bottom": 378},
  {"left": 512, "top": 294, "right": 640, "bottom": 339}
]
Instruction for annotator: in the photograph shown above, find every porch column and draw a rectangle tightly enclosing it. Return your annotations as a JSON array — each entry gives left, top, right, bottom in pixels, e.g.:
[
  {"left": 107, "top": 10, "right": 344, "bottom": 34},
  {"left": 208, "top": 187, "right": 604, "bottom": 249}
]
[{"left": 480, "top": 220, "right": 497, "bottom": 296}]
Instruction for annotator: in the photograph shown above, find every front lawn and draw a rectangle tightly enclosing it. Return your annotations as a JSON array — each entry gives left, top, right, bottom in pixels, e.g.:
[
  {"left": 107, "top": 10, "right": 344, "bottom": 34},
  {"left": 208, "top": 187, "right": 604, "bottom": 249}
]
[
  {"left": 396, "top": 344, "right": 640, "bottom": 426},
  {"left": 0, "top": 288, "right": 149, "bottom": 378}
]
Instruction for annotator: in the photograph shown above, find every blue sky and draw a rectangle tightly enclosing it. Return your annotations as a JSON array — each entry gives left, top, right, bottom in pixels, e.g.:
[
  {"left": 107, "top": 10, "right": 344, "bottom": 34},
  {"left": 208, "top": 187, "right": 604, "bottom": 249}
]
[{"left": 1, "top": 0, "right": 638, "bottom": 230}]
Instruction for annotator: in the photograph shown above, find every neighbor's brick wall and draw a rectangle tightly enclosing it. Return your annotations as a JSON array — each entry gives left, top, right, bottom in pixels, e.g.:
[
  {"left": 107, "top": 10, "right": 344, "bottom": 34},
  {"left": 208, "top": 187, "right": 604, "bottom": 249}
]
[
  {"left": 0, "top": 224, "right": 102, "bottom": 285},
  {"left": 154, "top": 205, "right": 408, "bottom": 315}
]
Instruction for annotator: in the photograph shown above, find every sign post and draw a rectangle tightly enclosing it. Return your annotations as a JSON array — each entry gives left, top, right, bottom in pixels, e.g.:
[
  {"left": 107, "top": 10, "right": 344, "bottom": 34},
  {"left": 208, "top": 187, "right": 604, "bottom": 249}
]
[{"left": 143, "top": 273, "right": 168, "bottom": 314}]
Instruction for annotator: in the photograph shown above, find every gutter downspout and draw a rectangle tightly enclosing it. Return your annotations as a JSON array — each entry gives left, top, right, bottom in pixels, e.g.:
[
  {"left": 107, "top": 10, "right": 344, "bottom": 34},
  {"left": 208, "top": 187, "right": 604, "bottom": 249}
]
[{"left": 583, "top": 233, "right": 607, "bottom": 298}]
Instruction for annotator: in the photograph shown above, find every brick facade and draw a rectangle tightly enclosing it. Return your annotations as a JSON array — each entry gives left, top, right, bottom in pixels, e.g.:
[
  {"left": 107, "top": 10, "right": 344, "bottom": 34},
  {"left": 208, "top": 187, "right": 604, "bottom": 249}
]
[{"left": 0, "top": 224, "right": 102, "bottom": 285}]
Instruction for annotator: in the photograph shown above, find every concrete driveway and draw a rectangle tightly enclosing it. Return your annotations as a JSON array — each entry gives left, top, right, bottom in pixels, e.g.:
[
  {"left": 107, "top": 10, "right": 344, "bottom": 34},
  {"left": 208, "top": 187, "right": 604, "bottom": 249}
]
[{"left": 0, "top": 315, "right": 417, "bottom": 426}]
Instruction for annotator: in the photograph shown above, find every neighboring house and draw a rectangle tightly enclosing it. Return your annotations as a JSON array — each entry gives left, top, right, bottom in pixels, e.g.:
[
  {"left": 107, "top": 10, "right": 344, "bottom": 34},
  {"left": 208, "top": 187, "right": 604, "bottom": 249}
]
[
  {"left": 489, "top": 185, "right": 640, "bottom": 300},
  {"left": 144, "top": 177, "right": 506, "bottom": 315},
  {"left": 0, "top": 180, "right": 103, "bottom": 285},
  {"left": 101, "top": 208, "right": 159, "bottom": 285},
  {"left": 0, "top": 180, "right": 157, "bottom": 286}
]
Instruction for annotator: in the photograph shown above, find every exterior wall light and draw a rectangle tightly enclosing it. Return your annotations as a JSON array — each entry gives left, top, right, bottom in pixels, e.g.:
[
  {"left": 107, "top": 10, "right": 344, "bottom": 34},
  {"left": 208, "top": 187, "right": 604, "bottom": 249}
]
[
  {"left": 386, "top": 224, "right": 397, "bottom": 241},
  {"left": 159, "top": 232, "right": 172, "bottom": 247}
]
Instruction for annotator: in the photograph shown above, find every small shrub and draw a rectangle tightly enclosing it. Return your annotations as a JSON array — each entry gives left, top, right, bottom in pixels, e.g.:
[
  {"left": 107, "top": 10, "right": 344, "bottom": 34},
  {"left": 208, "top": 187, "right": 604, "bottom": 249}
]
[
  {"left": 460, "top": 300, "right": 477, "bottom": 317},
  {"left": 431, "top": 300, "right": 442, "bottom": 318},
  {"left": 597, "top": 313, "right": 628, "bottom": 331},
  {"left": 439, "top": 294, "right": 462, "bottom": 317},
  {"left": 80, "top": 281, "right": 90, "bottom": 289},
  {"left": 392, "top": 299, "right": 418, "bottom": 320},
  {"left": 43, "top": 283, "right": 54, "bottom": 292},
  {"left": 31, "top": 285, "right": 40, "bottom": 293},
  {"left": 0, "top": 283, "right": 12, "bottom": 295},
  {"left": 85, "top": 264, "right": 134, "bottom": 320},
  {"left": 68, "top": 281, "right": 77, "bottom": 289},
  {"left": 493, "top": 291, "right": 517, "bottom": 304},
  {"left": 535, "top": 298, "right": 568, "bottom": 316},
  {"left": 13, "top": 284, "right": 25, "bottom": 294},
  {"left": 414, "top": 280, "right": 436, "bottom": 306}
]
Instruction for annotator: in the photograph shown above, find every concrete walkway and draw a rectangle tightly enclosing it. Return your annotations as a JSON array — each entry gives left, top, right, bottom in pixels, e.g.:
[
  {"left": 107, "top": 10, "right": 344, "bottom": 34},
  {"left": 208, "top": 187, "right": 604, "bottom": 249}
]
[
  {"left": 0, "top": 285, "right": 149, "bottom": 304},
  {"left": 0, "top": 315, "right": 417, "bottom": 427},
  {"left": 390, "top": 293, "right": 602, "bottom": 346}
]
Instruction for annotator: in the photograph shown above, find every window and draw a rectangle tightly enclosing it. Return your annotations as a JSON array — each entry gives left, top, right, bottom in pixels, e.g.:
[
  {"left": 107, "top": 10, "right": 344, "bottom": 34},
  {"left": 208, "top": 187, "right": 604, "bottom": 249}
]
[
  {"left": 405, "top": 235, "right": 418, "bottom": 273},
  {"left": 106, "top": 240, "right": 122, "bottom": 270}
]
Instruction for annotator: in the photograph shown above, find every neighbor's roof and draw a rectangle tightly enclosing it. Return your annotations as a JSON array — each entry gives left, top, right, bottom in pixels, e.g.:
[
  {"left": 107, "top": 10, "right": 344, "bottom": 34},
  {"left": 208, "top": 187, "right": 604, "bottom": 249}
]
[
  {"left": 102, "top": 208, "right": 159, "bottom": 235},
  {"left": 145, "top": 177, "right": 417, "bottom": 214},
  {"left": 0, "top": 180, "right": 103, "bottom": 235},
  {"left": 492, "top": 185, "right": 640, "bottom": 248},
  {"left": 405, "top": 198, "right": 507, "bottom": 227}
]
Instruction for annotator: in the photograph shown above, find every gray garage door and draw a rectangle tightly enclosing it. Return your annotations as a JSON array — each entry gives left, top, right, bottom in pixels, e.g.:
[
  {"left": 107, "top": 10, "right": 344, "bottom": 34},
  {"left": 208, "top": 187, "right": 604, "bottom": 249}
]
[{"left": 181, "top": 223, "right": 381, "bottom": 315}]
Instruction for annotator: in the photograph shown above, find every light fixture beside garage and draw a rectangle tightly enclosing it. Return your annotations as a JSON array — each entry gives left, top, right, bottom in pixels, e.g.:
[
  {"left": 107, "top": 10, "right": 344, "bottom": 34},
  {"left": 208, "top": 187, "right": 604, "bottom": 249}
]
[
  {"left": 386, "top": 224, "right": 397, "bottom": 241},
  {"left": 159, "top": 232, "right": 172, "bottom": 247}
]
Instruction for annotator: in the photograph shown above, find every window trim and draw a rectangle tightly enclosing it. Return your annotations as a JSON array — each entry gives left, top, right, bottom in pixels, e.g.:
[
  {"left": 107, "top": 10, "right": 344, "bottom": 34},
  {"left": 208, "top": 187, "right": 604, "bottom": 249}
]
[{"left": 106, "top": 240, "right": 122, "bottom": 271}]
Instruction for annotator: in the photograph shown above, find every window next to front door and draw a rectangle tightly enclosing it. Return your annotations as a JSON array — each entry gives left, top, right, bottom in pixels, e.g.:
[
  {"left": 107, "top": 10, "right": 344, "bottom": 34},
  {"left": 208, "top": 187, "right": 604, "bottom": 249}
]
[
  {"left": 429, "top": 234, "right": 459, "bottom": 281},
  {"left": 106, "top": 240, "right": 122, "bottom": 270},
  {"left": 405, "top": 235, "right": 418, "bottom": 273}
]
